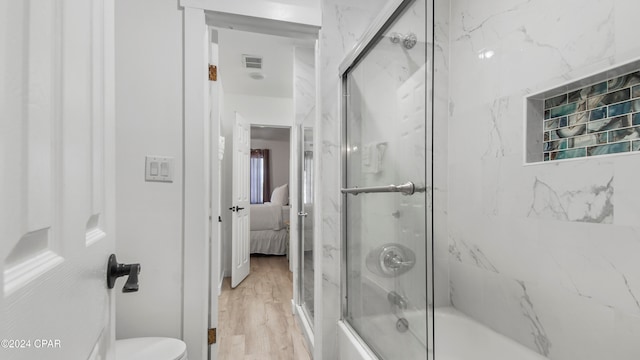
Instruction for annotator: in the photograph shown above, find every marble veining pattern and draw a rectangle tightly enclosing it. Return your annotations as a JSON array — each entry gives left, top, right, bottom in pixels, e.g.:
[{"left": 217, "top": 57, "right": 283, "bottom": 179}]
[
  {"left": 449, "top": 237, "right": 499, "bottom": 273},
  {"left": 607, "top": 260, "right": 640, "bottom": 313},
  {"left": 318, "top": 1, "right": 388, "bottom": 359},
  {"left": 527, "top": 176, "right": 613, "bottom": 223},
  {"left": 517, "top": 281, "right": 551, "bottom": 357},
  {"left": 484, "top": 97, "right": 509, "bottom": 159},
  {"left": 295, "top": 47, "right": 316, "bottom": 127}
]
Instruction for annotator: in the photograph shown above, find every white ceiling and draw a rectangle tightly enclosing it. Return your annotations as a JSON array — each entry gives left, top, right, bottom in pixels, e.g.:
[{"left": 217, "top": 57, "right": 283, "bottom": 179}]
[{"left": 216, "top": 28, "right": 297, "bottom": 98}]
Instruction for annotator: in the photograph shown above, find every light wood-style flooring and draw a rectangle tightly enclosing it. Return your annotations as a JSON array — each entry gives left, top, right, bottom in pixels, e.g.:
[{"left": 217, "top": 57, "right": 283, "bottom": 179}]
[{"left": 218, "top": 255, "right": 312, "bottom": 360}]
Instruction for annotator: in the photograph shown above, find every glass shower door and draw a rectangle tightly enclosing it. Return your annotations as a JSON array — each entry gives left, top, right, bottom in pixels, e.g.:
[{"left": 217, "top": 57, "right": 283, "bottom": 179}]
[
  {"left": 341, "top": 0, "right": 430, "bottom": 359},
  {"left": 299, "top": 125, "right": 315, "bottom": 322}
]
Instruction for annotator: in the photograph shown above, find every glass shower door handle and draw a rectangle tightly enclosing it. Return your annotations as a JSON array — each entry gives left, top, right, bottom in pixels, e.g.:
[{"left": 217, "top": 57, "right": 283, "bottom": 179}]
[
  {"left": 341, "top": 181, "right": 424, "bottom": 196},
  {"left": 298, "top": 212, "right": 308, "bottom": 217}
]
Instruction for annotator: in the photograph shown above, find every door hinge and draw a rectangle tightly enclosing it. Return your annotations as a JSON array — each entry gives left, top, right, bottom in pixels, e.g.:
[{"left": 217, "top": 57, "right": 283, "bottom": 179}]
[
  {"left": 218, "top": 216, "right": 222, "bottom": 223},
  {"left": 208, "top": 328, "right": 217, "bottom": 345},
  {"left": 209, "top": 65, "right": 217, "bottom": 81}
]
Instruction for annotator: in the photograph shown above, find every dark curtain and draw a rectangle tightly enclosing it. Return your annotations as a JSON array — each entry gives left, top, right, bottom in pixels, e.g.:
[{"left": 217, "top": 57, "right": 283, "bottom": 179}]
[{"left": 250, "top": 149, "right": 271, "bottom": 203}]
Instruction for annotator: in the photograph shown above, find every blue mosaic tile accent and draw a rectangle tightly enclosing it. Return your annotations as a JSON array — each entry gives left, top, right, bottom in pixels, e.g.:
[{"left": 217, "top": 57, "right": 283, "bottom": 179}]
[
  {"left": 544, "top": 139, "right": 567, "bottom": 151},
  {"left": 608, "top": 71, "right": 640, "bottom": 91},
  {"left": 545, "top": 131, "right": 560, "bottom": 141},
  {"left": 541, "top": 70, "right": 640, "bottom": 161},
  {"left": 568, "top": 82, "right": 608, "bottom": 102},
  {"left": 587, "top": 88, "right": 630, "bottom": 109},
  {"left": 556, "top": 124, "right": 587, "bottom": 138},
  {"left": 544, "top": 118, "right": 559, "bottom": 130},
  {"left": 609, "top": 126, "right": 640, "bottom": 142},
  {"left": 544, "top": 94, "right": 567, "bottom": 109},
  {"left": 608, "top": 99, "right": 640, "bottom": 117},
  {"left": 569, "top": 133, "right": 608, "bottom": 148},
  {"left": 587, "top": 141, "right": 630, "bottom": 156},
  {"left": 589, "top": 107, "right": 608, "bottom": 121},
  {"left": 588, "top": 115, "right": 630, "bottom": 133},
  {"left": 568, "top": 112, "right": 587, "bottom": 126},
  {"left": 547, "top": 148, "right": 587, "bottom": 161},
  {"left": 549, "top": 103, "right": 578, "bottom": 118},
  {"left": 559, "top": 116, "right": 568, "bottom": 127}
]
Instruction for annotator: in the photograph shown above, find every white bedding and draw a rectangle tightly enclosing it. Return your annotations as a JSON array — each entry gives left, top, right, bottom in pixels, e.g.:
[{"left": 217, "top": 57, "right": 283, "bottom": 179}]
[
  {"left": 250, "top": 203, "right": 290, "bottom": 255},
  {"left": 250, "top": 203, "right": 284, "bottom": 230},
  {"left": 249, "top": 229, "right": 288, "bottom": 255}
]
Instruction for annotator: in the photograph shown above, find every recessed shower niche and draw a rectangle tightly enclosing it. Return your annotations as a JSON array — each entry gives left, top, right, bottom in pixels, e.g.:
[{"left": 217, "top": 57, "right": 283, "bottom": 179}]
[{"left": 525, "top": 60, "right": 640, "bottom": 163}]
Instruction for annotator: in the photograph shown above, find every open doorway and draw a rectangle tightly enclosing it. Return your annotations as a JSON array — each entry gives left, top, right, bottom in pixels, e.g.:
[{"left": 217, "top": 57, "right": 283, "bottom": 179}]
[
  {"left": 181, "top": 4, "right": 319, "bottom": 359},
  {"left": 248, "top": 125, "right": 291, "bottom": 257},
  {"left": 214, "top": 26, "right": 314, "bottom": 359}
]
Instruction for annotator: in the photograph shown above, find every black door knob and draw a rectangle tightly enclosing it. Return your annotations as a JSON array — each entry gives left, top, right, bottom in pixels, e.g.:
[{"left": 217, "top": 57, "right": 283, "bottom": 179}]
[{"left": 107, "top": 254, "right": 141, "bottom": 293}]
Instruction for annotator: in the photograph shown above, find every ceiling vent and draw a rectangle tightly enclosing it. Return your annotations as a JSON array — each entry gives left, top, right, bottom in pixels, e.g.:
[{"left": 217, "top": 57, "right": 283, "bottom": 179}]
[{"left": 242, "top": 54, "right": 263, "bottom": 70}]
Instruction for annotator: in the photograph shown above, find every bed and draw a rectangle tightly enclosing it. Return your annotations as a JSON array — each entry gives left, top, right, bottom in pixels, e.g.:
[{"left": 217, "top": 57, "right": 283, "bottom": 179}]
[
  {"left": 250, "top": 203, "right": 290, "bottom": 255},
  {"left": 249, "top": 183, "right": 290, "bottom": 255}
]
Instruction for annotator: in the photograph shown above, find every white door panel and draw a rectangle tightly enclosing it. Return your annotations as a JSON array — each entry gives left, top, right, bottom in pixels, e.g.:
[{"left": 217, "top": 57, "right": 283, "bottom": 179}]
[
  {"left": 1, "top": 0, "right": 115, "bottom": 359},
  {"left": 231, "top": 112, "right": 250, "bottom": 288}
]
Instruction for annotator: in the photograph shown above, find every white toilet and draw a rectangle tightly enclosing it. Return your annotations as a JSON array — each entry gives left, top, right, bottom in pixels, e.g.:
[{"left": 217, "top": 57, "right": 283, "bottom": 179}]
[{"left": 116, "top": 337, "right": 187, "bottom": 360}]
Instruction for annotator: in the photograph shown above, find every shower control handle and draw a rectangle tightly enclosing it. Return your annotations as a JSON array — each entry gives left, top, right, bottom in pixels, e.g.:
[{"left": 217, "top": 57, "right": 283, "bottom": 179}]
[{"left": 384, "top": 252, "right": 415, "bottom": 269}]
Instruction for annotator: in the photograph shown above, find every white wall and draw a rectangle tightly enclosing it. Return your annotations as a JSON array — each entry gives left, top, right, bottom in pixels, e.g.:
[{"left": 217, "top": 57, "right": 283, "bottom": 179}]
[
  {"left": 225, "top": 93, "right": 294, "bottom": 127},
  {"left": 251, "top": 138, "right": 291, "bottom": 193},
  {"left": 114, "top": 0, "right": 183, "bottom": 339},
  {"left": 184, "top": 0, "right": 321, "bottom": 28},
  {"left": 221, "top": 93, "right": 293, "bottom": 276},
  {"left": 447, "top": 1, "right": 640, "bottom": 359}
]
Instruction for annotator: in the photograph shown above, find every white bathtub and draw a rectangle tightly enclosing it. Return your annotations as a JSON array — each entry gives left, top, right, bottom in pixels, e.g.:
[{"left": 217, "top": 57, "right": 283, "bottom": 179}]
[
  {"left": 338, "top": 307, "right": 548, "bottom": 360},
  {"left": 433, "top": 307, "right": 548, "bottom": 360}
]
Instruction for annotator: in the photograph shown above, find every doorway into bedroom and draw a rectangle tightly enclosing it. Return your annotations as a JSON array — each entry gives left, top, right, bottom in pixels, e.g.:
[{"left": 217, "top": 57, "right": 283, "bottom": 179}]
[
  {"left": 213, "top": 23, "right": 316, "bottom": 358},
  {"left": 248, "top": 126, "right": 291, "bottom": 256}
]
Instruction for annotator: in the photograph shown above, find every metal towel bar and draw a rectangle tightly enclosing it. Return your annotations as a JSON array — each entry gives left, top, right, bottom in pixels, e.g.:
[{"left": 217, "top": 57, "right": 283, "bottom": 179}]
[{"left": 340, "top": 181, "right": 423, "bottom": 196}]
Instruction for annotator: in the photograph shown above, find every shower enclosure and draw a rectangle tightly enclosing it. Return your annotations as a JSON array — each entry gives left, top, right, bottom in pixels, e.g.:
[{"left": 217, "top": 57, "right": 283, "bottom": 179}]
[
  {"left": 336, "top": 0, "right": 640, "bottom": 359},
  {"left": 340, "top": 0, "right": 432, "bottom": 359},
  {"left": 298, "top": 124, "right": 315, "bottom": 323}
]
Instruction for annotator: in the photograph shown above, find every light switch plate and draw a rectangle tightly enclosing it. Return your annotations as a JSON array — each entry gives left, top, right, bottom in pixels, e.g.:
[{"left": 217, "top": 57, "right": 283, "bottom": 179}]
[{"left": 145, "top": 156, "right": 174, "bottom": 182}]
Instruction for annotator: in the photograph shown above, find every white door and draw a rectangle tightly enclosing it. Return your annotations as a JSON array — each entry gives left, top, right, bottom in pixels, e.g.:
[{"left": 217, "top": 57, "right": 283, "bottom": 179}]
[
  {"left": 231, "top": 112, "right": 251, "bottom": 288},
  {"left": 1, "top": 0, "right": 116, "bottom": 359}
]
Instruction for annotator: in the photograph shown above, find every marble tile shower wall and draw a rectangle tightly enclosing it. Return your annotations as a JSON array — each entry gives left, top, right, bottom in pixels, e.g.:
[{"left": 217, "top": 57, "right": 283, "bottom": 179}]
[
  {"left": 432, "top": 0, "right": 451, "bottom": 308},
  {"left": 543, "top": 71, "right": 640, "bottom": 161},
  {"left": 448, "top": 0, "right": 640, "bottom": 359},
  {"left": 317, "top": 1, "right": 387, "bottom": 359},
  {"left": 294, "top": 47, "right": 315, "bottom": 128}
]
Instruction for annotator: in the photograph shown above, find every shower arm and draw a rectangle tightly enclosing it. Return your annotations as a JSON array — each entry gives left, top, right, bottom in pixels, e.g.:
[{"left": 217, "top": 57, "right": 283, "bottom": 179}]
[{"left": 340, "top": 181, "right": 424, "bottom": 196}]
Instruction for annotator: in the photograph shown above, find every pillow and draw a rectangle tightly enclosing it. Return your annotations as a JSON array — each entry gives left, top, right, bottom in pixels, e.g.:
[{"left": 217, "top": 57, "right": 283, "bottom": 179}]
[{"left": 270, "top": 184, "right": 289, "bottom": 205}]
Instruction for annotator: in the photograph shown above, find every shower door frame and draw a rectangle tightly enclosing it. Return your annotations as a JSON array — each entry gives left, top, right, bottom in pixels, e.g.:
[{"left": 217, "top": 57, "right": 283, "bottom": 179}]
[{"left": 338, "top": 0, "right": 427, "bottom": 357}]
